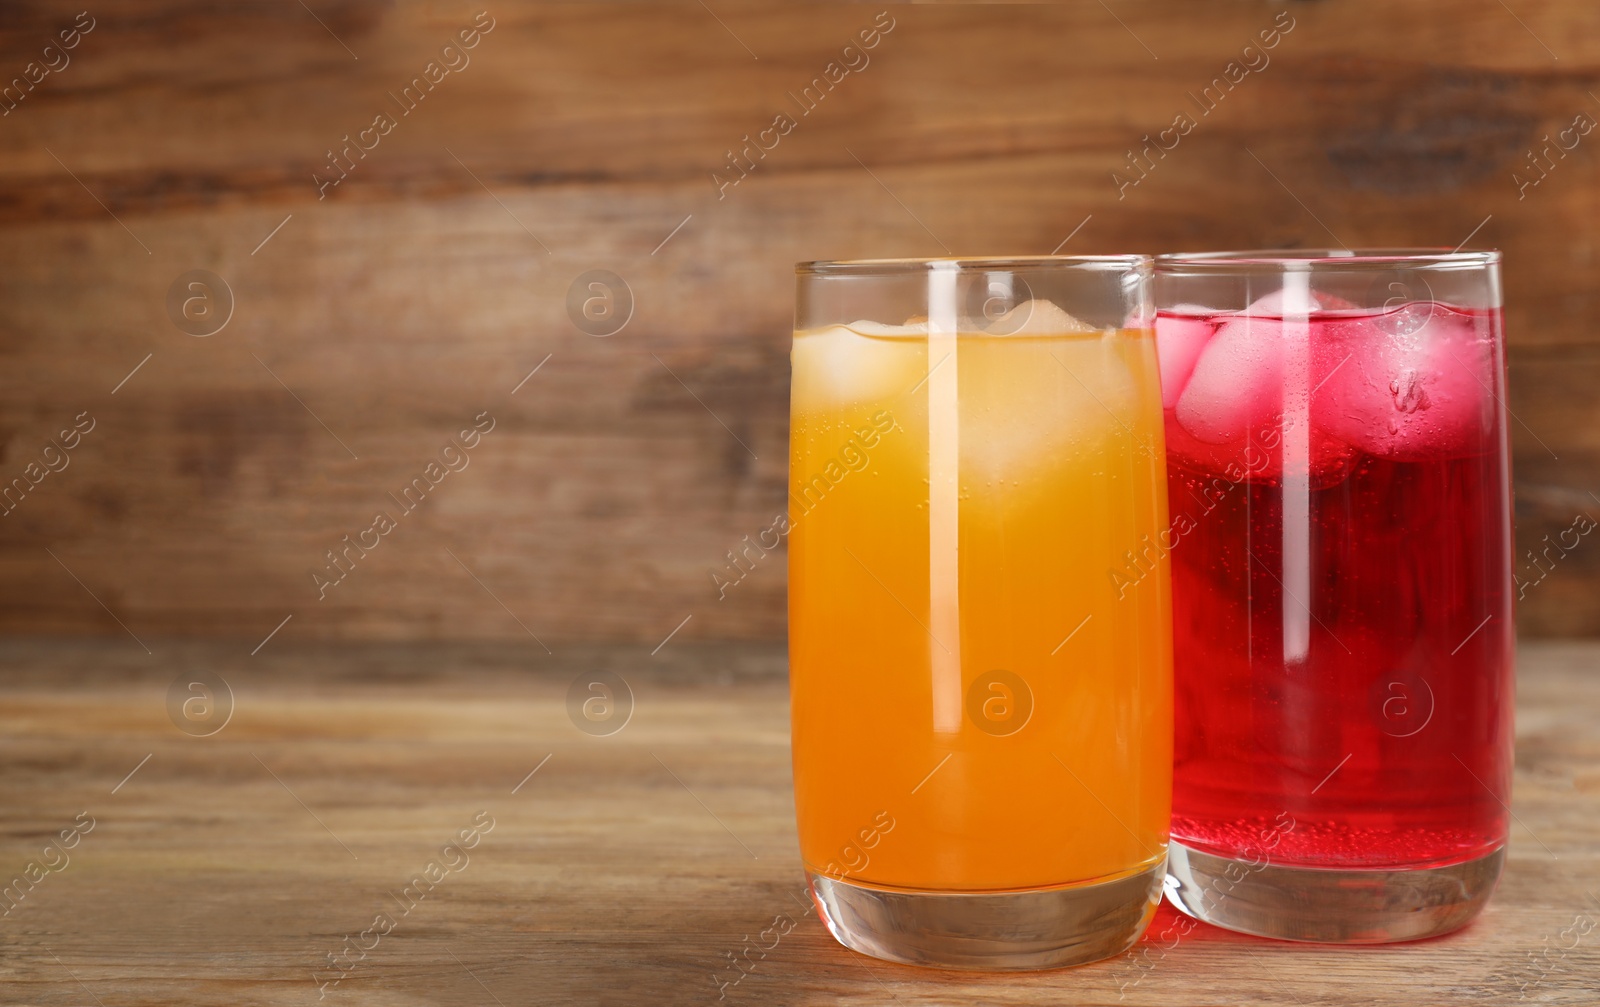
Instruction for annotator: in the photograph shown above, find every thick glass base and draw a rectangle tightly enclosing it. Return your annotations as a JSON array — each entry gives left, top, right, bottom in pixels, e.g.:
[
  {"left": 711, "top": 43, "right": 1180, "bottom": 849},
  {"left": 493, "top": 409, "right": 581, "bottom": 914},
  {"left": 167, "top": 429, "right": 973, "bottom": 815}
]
[
  {"left": 807, "top": 861, "right": 1164, "bottom": 970},
  {"left": 1165, "top": 841, "right": 1504, "bottom": 943}
]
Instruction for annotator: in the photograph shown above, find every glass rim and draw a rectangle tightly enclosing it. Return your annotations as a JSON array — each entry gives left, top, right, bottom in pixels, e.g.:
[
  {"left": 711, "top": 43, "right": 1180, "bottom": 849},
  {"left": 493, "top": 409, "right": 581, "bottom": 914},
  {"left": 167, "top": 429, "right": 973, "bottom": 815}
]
[
  {"left": 796, "top": 255, "right": 1150, "bottom": 276},
  {"left": 1155, "top": 248, "right": 1500, "bottom": 271}
]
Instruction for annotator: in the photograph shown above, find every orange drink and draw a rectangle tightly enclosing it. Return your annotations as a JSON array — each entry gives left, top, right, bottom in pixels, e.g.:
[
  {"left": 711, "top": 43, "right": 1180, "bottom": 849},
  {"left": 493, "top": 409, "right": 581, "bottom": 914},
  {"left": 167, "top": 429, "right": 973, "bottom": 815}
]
[{"left": 789, "top": 258, "right": 1170, "bottom": 969}]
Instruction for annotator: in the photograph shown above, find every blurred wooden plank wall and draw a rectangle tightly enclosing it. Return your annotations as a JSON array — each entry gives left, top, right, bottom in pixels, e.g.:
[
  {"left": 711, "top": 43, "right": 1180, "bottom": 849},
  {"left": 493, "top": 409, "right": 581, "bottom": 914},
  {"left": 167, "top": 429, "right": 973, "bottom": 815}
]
[{"left": 0, "top": 1, "right": 1596, "bottom": 645}]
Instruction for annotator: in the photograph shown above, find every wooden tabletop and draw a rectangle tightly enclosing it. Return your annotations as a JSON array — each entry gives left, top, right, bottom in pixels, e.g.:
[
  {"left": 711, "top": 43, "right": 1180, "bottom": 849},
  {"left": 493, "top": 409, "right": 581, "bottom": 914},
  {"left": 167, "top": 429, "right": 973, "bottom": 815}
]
[{"left": 0, "top": 637, "right": 1595, "bottom": 1006}]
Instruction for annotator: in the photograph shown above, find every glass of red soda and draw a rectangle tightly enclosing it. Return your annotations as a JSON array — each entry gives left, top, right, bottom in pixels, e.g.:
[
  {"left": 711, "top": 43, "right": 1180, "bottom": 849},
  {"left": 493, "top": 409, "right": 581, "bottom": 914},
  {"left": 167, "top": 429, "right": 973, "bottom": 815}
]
[{"left": 1153, "top": 249, "right": 1513, "bottom": 943}]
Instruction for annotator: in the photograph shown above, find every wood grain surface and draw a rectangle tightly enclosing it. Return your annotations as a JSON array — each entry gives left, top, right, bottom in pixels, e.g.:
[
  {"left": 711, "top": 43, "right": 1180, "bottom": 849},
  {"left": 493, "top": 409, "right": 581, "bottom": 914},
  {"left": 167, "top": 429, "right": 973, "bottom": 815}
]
[
  {"left": 0, "top": 637, "right": 1594, "bottom": 1005},
  {"left": 1, "top": 1, "right": 1599, "bottom": 643}
]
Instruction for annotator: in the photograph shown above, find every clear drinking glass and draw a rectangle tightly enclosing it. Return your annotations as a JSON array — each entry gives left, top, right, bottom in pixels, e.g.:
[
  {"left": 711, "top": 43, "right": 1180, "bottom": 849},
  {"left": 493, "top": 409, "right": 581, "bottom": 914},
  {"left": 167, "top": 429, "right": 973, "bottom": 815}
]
[
  {"left": 788, "top": 257, "right": 1171, "bottom": 969},
  {"left": 1153, "top": 249, "right": 1513, "bottom": 942}
]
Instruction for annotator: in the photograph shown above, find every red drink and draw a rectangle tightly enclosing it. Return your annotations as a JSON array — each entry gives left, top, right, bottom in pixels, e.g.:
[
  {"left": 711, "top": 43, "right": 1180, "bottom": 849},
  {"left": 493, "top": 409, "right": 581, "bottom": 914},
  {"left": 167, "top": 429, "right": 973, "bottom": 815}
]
[{"left": 1151, "top": 254, "right": 1514, "bottom": 943}]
